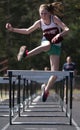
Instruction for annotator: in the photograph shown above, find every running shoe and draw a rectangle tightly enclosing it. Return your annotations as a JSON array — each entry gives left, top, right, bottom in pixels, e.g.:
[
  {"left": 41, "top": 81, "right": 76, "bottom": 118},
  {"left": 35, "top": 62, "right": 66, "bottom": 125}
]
[
  {"left": 41, "top": 84, "right": 45, "bottom": 92},
  {"left": 17, "top": 46, "right": 27, "bottom": 61},
  {"left": 42, "top": 89, "right": 49, "bottom": 102}
]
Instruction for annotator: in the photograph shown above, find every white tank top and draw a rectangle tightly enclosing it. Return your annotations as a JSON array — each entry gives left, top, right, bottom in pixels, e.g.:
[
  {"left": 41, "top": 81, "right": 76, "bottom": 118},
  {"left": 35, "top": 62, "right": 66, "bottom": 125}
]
[{"left": 40, "top": 15, "right": 62, "bottom": 45}]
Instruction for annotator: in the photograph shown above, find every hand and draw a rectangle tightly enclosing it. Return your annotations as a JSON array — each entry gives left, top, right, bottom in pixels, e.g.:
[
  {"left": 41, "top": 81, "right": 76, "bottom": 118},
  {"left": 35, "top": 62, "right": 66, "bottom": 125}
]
[
  {"left": 6, "top": 23, "right": 14, "bottom": 32},
  {"left": 51, "top": 34, "right": 63, "bottom": 44}
]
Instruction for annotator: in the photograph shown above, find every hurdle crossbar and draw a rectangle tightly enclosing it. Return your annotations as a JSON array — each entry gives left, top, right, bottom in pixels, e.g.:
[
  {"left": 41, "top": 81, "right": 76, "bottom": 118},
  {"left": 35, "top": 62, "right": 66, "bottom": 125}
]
[{"left": 7, "top": 70, "right": 70, "bottom": 83}]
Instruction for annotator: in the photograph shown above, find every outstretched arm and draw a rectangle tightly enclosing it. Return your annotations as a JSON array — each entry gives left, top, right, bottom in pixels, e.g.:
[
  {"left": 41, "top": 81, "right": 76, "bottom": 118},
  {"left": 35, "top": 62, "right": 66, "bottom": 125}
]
[
  {"left": 6, "top": 20, "right": 41, "bottom": 35},
  {"left": 51, "top": 15, "right": 69, "bottom": 43},
  {"left": 54, "top": 15, "right": 69, "bottom": 37}
]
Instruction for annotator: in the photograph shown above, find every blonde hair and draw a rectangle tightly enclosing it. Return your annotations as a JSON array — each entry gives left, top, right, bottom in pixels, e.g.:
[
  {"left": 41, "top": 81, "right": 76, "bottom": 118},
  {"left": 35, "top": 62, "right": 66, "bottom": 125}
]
[{"left": 39, "top": 2, "right": 64, "bottom": 17}]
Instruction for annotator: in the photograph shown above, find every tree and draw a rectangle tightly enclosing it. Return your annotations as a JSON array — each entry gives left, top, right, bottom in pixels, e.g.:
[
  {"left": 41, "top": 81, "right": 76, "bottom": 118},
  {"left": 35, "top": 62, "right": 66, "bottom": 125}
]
[{"left": 0, "top": 0, "right": 80, "bottom": 73}]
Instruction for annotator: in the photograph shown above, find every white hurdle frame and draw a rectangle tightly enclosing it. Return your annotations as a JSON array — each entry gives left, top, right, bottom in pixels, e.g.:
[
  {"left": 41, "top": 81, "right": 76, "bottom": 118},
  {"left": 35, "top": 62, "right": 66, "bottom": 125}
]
[
  {"left": 0, "top": 77, "right": 18, "bottom": 117},
  {"left": 8, "top": 70, "right": 73, "bottom": 125}
]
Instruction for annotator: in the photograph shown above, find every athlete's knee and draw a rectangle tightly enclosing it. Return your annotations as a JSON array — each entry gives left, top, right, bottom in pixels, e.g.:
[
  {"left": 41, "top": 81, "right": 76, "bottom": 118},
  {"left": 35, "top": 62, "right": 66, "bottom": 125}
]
[
  {"left": 43, "top": 44, "right": 51, "bottom": 51},
  {"left": 50, "top": 75, "right": 57, "bottom": 81},
  {"left": 41, "top": 41, "right": 50, "bottom": 51}
]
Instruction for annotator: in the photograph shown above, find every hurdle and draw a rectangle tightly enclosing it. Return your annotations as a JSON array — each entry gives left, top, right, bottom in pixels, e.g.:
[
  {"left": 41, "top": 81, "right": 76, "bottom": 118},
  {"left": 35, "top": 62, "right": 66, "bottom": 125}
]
[
  {"left": 0, "top": 77, "right": 18, "bottom": 117},
  {"left": 8, "top": 70, "right": 73, "bottom": 125}
]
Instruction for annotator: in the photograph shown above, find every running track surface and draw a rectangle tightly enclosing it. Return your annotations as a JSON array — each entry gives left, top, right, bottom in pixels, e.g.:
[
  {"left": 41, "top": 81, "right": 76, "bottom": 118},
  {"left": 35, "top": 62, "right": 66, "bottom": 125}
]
[{"left": 0, "top": 93, "right": 80, "bottom": 130}]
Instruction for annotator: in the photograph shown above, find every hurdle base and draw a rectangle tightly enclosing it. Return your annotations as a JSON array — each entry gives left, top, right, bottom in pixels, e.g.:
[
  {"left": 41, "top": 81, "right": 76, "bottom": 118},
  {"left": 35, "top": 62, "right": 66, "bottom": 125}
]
[{"left": 11, "top": 121, "right": 71, "bottom": 125}]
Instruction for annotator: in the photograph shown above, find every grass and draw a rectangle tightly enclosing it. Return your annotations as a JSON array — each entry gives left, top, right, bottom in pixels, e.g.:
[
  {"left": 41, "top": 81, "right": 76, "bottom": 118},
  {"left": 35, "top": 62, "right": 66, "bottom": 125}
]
[{"left": 73, "top": 88, "right": 80, "bottom": 94}]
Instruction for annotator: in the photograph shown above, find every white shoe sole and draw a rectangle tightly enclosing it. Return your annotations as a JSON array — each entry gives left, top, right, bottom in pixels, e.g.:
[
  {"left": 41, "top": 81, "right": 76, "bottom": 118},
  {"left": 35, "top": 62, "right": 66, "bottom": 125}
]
[{"left": 17, "top": 46, "right": 27, "bottom": 61}]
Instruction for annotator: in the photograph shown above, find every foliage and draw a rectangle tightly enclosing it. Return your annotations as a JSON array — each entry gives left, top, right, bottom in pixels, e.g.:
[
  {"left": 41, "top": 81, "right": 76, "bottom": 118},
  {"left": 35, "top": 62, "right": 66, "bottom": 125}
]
[{"left": 0, "top": 0, "right": 80, "bottom": 73}]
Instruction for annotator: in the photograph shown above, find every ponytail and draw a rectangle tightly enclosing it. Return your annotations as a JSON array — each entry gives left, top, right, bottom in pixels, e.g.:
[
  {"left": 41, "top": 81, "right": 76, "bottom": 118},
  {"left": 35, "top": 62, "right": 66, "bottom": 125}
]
[
  {"left": 39, "top": 2, "right": 64, "bottom": 17},
  {"left": 48, "top": 2, "right": 64, "bottom": 17}
]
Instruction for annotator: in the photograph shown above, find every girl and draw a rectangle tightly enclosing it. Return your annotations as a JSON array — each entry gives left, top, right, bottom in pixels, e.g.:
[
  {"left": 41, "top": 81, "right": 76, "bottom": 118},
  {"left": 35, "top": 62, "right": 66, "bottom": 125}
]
[{"left": 6, "top": 2, "right": 69, "bottom": 102}]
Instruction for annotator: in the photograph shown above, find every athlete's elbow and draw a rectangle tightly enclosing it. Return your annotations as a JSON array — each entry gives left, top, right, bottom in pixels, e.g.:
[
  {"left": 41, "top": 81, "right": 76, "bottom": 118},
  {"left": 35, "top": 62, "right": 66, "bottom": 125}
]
[
  {"left": 25, "top": 29, "right": 30, "bottom": 34},
  {"left": 66, "top": 27, "right": 69, "bottom": 33}
]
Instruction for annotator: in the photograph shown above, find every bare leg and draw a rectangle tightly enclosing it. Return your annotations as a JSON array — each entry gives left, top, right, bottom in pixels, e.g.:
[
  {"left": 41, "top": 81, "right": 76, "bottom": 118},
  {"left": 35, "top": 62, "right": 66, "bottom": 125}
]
[
  {"left": 27, "top": 42, "right": 50, "bottom": 58},
  {"left": 45, "top": 75, "right": 57, "bottom": 92},
  {"left": 50, "top": 55, "right": 60, "bottom": 71},
  {"left": 42, "top": 55, "right": 60, "bottom": 102},
  {"left": 17, "top": 41, "right": 50, "bottom": 61},
  {"left": 45, "top": 55, "right": 60, "bottom": 92}
]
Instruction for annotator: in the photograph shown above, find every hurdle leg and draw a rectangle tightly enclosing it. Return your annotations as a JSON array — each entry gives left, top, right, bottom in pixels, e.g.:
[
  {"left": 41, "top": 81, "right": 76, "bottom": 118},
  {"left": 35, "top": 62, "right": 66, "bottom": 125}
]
[
  {"left": 26, "top": 80, "right": 30, "bottom": 108},
  {"left": 60, "top": 79, "right": 65, "bottom": 112},
  {"left": 23, "top": 78, "right": 26, "bottom": 111},
  {"left": 69, "top": 72, "right": 73, "bottom": 125},
  {"left": 65, "top": 76, "right": 69, "bottom": 117},
  {"left": 8, "top": 71, "right": 13, "bottom": 125},
  {"left": 17, "top": 75, "right": 21, "bottom": 117},
  {"left": 12, "top": 81, "right": 15, "bottom": 115}
]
